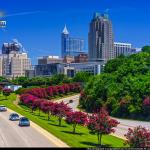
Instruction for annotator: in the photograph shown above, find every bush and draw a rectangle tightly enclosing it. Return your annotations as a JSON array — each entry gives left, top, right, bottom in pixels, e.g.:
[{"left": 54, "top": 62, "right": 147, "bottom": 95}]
[{"left": 124, "top": 126, "right": 150, "bottom": 148}]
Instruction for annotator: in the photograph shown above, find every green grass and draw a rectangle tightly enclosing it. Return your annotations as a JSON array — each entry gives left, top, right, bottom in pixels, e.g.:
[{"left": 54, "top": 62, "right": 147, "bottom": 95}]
[{"left": 0, "top": 94, "right": 128, "bottom": 148}]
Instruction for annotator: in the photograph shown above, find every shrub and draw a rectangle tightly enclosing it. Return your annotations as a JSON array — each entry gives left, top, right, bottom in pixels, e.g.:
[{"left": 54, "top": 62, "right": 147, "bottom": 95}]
[{"left": 124, "top": 126, "right": 150, "bottom": 148}]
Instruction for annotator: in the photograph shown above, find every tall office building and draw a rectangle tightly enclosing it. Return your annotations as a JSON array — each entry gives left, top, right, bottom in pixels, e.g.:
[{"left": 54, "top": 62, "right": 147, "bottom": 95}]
[
  {"left": 88, "top": 13, "right": 114, "bottom": 62},
  {"left": 0, "top": 40, "right": 32, "bottom": 78},
  {"left": 61, "top": 25, "right": 84, "bottom": 58}
]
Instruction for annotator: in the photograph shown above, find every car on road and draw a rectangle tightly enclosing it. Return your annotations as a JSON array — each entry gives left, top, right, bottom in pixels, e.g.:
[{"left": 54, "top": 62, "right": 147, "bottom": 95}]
[
  {"left": 19, "top": 117, "right": 30, "bottom": 126},
  {"left": 0, "top": 105, "right": 7, "bottom": 112},
  {"left": 69, "top": 100, "right": 73, "bottom": 103},
  {"left": 9, "top": 113, "right": 20, "bottom": 121}
]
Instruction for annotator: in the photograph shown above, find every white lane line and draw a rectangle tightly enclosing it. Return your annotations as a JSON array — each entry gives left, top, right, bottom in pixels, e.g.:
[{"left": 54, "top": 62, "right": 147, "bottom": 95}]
[{"left": 6, "top": 108, "right": 69, "bottom": 147}]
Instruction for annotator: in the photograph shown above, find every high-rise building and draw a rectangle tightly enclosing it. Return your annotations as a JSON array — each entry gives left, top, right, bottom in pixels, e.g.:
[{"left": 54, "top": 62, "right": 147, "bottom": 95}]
[
  {"left": 61, "top": 25, "right": 84, "bottom": 58},
  {"left": 0, "top": 40, "right": 32, "bottom": 78},
  {"left": 2, "top": 39, "right": 23, "bottom": 54},
  {"left": 0, "top": 52, "right": 32, "bottom": 78},
  {"left": 114, "top": 42, "right": 132, "bottom": 57},
  {"left": 88, "top": 13, "right": 114, "bottom": 62}
]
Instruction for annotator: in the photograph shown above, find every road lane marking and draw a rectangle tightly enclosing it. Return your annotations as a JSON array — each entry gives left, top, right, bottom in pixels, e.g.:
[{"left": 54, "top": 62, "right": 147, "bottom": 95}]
[{"left": 6, "top": 108, "right": 69, "bottom": 147}]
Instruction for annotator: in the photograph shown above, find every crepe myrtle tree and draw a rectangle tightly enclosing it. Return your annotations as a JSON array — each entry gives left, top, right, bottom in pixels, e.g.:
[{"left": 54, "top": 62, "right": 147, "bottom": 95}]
[
  {"left": 66, "top": 111, "right": 88, "bottom": 134},
  {"left": 20, "top": 93, "right": 37, "bottom": 112},
  {"left": 2, "top": 88, "right": 12, "bottom": 99},
  {"left": 40, "top": 101, "right": 55, "bottom": 120},
  {"left": 31, "top": 99, "right": 44, "bottom": 115},
  {"left": 52, "top": 101, "right": 72, "bottom": 126},
  {"left": 124, "top": 126, "right": 150, "bottom": 148},
  {"left": 87, "top": 107, "right": 119, "bottom": 146}
]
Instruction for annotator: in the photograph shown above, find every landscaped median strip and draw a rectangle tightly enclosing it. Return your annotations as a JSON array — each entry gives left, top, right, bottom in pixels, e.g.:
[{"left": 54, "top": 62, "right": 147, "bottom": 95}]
[{"left": 7, "top": 108, "right": 69, "bottom": 148}]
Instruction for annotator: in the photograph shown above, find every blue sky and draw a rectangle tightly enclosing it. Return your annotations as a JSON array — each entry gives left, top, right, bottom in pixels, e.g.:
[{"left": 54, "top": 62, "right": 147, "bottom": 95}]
[{"left": 0, "top": 0, "right": 150, "bottom": 64}]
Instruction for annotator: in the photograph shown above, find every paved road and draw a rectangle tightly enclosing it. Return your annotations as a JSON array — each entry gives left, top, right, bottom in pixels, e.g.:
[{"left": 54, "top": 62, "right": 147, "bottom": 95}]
[
  {"left": 56, "top": 94, "right": 80, "bottom": 111},
  {"left": 0, "top": 110, "right": 59, "bottom": 147},
  {"left": 57, "top": 94, "right": 150, "bottom": 139}
]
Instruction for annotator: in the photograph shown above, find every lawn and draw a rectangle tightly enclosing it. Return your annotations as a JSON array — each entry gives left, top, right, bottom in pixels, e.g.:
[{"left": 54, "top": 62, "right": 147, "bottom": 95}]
[{"left": 0, "top": 93, "right": 128, "bottom": 148}]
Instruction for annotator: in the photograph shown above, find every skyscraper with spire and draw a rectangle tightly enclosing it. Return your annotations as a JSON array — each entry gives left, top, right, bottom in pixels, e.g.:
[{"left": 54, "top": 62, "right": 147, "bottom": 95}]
[{"left": 61, "top": 25, "right": 84, "bottom": 58}]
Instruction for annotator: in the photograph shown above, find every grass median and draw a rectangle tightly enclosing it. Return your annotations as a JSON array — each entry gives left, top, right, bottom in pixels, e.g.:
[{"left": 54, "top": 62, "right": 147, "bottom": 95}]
[{"left": 0, "top": 93, "right": 128, "bottom": 148}]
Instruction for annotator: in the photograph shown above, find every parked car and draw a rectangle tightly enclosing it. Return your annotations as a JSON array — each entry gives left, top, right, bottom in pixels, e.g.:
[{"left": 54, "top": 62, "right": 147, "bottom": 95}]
[
  {"left": 69, "top": 100, "right": 73, "bottom": 103},
  {"left": 0, "top": 105, "right": 7, "bottom": 112},
  {"left": 9, "top": 113, "right": 20, "bottom": 121},
  {"left": 19, "top": 117, "right": 30, "bottom": 126}
]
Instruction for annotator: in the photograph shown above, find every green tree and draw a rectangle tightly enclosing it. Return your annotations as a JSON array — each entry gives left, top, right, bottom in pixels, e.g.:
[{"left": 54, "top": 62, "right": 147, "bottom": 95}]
[{"left": 142, "top": 46, "right": 150, "bottom": 53}]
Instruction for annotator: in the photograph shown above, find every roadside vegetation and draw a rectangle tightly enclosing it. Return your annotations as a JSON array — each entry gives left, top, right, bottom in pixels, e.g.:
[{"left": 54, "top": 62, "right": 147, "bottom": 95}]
[
  {"left": 79, "top": 46, "right": 150, "bottom": 121},
  {"left": 0, "top": 93, "right": 126, "bottom": 148}
]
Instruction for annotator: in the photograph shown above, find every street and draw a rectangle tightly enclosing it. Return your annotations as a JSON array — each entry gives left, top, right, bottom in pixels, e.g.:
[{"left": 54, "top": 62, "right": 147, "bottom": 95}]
[
  {"left": 0, "top": 110, "right": 63, "bottom": 147},
  {"left": 57, "top": 94, "right": 150, "bottom": 139}
]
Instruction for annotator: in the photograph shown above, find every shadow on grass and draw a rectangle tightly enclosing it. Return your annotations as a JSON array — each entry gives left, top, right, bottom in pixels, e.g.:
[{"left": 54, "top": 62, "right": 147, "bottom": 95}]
[
  {"left": 61, "top": 130, "right": 85, "bottom": 136},
  {"left": 0, "top": 98, "right": 7, "bottom": 101},
  {"left": 80, "top": 141, "right": 111, "bottom": 147},
  {"left": 48, "top": 123, "right": 67, "bottom": 127}
]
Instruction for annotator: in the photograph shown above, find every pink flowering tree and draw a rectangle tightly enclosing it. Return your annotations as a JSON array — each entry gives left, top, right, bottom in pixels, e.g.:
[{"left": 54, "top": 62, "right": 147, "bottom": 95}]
[
  {"left": 124, "top": 126, "right": 150, "bottom": 148},
  {"left": 32, "top": 99, "right": 44, "bottom": 115},
  {"left": 65, "top": 111, "right": 87, "bottom": 133},
  {"left": 87, "top": 108, "right": 119, "bottom": 146},
  {"left": 46, "top": 86, "right": 54, "bottom": 98},
  {"left": 2, "top": 88, "right": 12, "bottom": 99},
  {"left": 52, "top": 101, "right": 72, "bottom": 126},
  {"left": 20, "top": 94, "right": 37, "bottom": 111},
  {"left": 40, "top": 101, "right": 55, "bottom": 120}
]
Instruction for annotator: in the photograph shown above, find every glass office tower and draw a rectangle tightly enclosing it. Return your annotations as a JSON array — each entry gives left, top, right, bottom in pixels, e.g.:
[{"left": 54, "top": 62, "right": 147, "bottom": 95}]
[{"left": 61, "top": 25, "right": 84, "bottom": 58}]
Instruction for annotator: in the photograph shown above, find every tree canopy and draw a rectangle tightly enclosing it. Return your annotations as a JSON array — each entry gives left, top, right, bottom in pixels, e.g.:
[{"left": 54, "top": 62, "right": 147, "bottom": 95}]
[{"left": 80, "top": 49, "right": 150, "bottom": 120}]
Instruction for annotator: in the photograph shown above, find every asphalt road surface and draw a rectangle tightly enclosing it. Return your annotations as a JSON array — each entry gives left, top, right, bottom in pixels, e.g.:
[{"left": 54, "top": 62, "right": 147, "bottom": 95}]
[
  {"left": 0, "top": 110, "right": 59, "bottom": 147},
  {"left": 57, "top": 94, "right": 150, "bottom": 139}
]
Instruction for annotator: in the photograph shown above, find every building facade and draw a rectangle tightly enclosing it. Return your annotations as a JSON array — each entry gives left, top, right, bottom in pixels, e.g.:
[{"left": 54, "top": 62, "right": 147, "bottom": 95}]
[
  {"left": 74, "top": 53, "right": 88, "bottom": 63},
  {"left": 61, "top": 25, "right": 84, "bottom": 58},
  {"left": 88, "top": 13, "right": 114, "bottom": 62},
  {"left": 114, "top": 42, "right": 132, "bottom": 57},
  {"left": 35, "top": 63, "right": 62, "bottom": 77},
  {"left": 2, "top": 39, "right": 23, "bottom": 54},
  {"left": 63, "top": 62, "right": 104, "bottom": 77},
  {"left": 38, "top": 56, "right": 63, "bottom": 65},
  {"left": 0, "top": 40, "right": 32, "bottom": 78}
]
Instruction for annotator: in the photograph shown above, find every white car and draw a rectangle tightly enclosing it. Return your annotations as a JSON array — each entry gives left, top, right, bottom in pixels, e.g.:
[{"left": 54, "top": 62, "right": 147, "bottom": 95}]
[{"left": 0, "top": 105, "right": 7, "bottom": 112}]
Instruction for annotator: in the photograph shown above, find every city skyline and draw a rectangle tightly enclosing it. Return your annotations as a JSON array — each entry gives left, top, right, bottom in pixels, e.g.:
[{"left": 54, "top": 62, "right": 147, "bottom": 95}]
[{"left": 0, "top": 0, "right": 150, "bottom": 64}]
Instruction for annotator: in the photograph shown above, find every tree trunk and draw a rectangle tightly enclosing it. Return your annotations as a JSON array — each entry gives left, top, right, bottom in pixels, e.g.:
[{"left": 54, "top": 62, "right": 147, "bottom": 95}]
[
  {"left": 73, "top": 123, "right": 77, "bottom": 133},
  {"left": 58, "top": 117, "right": 62, "bottom": 126},
  {"left": 99, "top": 134, "right": 102, "bottom": 146},
  {"left": 48, "top": 111, "right": 50, "bottom": 120},
  {"left": 39, "top": 109, "right": 40, "bottom": 116},
  {"left": 97, "top": 133, "right": 102, "bottom": 146}
]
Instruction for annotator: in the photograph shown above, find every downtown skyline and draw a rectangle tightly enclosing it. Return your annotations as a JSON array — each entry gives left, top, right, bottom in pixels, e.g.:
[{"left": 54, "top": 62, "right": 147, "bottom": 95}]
[{"left": 0, "top": 0, "right": 150, "bottom": 64}]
